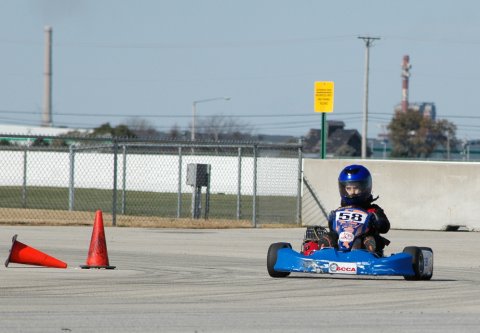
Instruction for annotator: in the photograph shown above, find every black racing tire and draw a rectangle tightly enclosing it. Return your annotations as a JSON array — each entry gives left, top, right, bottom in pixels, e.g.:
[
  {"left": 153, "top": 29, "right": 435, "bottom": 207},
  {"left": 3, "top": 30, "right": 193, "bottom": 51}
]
[
  {"left": 267, "top": 242, "right": 292, "bottom": 278},
  {"left": 403, "top": 246, "right": 424, "bottom": 281},
  {"left": 419, "top": 247, "right": 434, "bottom": 280}
]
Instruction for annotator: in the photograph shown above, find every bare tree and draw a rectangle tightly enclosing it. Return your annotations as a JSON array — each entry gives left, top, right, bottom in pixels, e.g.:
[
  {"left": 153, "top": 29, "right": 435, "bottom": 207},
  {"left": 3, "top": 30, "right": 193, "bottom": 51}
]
[
  {"left": 194, "top": 115, "right": 253, "bottom": 141},
  {"left": 168, "top": 124, "right": 182, "bottom": 140},
  {"left": 126, "top": 118, "right": 161, "bottom": 138}
]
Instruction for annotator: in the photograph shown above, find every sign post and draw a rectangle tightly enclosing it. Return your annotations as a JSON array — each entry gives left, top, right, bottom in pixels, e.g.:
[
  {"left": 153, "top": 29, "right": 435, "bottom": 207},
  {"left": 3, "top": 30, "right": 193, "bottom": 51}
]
[{"left": 314, "top": 81, "right": 334, "bottom": 159}]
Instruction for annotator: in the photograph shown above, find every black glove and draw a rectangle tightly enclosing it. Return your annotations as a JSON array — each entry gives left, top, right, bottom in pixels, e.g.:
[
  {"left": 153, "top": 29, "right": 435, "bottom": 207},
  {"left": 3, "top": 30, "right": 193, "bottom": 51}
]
[
  {"left": 369, "top": 213, "right": 378, "bottom": 231},
  {"left": 368, "top": 208, "right": 391, "bottom": 234}
]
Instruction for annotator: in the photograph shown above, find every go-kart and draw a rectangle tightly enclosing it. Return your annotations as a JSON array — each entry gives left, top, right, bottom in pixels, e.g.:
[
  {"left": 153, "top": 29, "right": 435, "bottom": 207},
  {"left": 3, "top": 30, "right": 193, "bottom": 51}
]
[{"left": 267, "top": 207, "right": 433, "bottom": 280}]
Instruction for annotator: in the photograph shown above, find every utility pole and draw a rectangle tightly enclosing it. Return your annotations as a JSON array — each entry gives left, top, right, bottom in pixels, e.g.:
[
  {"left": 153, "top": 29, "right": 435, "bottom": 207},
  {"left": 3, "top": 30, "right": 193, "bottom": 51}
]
[
  {"left": 358, "top": 36, "right": 380, "bottom": 159},
  {"left": 43, "top": 26, "right": 53, "bottom": 127}
]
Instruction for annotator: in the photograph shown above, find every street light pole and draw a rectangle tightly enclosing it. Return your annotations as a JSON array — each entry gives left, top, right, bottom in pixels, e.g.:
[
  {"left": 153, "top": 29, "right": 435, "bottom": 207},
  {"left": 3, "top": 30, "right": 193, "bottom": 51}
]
[
  {"left": 358, "top": 36, "right": 380, "bottom": 159},
  {"left": 191, "top": 97, "right": 231, "bottom": 141}
]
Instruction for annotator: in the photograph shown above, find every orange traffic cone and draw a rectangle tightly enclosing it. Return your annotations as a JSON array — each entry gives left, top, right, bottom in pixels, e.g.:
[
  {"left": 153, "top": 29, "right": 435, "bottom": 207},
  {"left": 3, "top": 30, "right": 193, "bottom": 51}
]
[
  {"left": 5, "top": 235, "right": 67, "bottom": 269},
  {"left": 80, "top": 210, "right": 115, "bottom": 269}
]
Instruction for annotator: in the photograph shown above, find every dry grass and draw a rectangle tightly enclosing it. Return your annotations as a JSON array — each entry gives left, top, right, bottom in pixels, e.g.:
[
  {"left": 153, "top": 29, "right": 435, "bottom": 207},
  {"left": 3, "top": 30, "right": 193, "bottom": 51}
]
[{"left": 0, "top": 208, "right": 299, "bottom": 229}]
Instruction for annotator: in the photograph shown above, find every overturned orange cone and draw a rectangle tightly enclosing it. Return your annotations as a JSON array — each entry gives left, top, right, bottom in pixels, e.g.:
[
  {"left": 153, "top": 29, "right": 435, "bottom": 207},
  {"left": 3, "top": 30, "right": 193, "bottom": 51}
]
[
  {"left": 80, "top": 210, "right": 115, "bottom": 269},
  {"left": 5, "top": 235, "right": 67, "bottom": 269}
]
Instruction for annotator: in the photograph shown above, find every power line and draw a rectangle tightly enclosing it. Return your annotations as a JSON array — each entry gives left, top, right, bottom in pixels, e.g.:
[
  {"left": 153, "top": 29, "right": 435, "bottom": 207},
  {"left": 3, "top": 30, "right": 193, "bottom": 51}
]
[
  {"left": 0, "top": 109, "right": 363, "bottom": 118},
  {"left": 1, "top": 107, "right": 479, "bottom": 136},
  {"left": 2, "top": 107, "right": 480, "bottom": 124},
  {"left": 0, "top": 35, "right": 355, "bottom": 49}
]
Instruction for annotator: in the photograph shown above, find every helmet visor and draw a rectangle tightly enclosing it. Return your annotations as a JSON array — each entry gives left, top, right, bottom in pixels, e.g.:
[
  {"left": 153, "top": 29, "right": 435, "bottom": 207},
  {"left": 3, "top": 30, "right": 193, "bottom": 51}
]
[{"left": 339, "top": 179, "right": 371, "bottom": 199}]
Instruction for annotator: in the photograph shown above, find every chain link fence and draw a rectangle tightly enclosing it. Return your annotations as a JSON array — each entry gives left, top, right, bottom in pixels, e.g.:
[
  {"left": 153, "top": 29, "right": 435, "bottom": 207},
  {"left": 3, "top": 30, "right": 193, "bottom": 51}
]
[{"left": 0, "top": 135, "right": 303, "bottom": 227}]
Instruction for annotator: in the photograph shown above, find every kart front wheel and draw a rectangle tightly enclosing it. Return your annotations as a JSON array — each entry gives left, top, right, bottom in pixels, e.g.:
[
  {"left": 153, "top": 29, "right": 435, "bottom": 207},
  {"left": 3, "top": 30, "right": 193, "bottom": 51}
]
[
  {"left": 267, "top": 242, "right": 291, "bottom": 278},
  {"left": 403, "top": 246, "right": 433, "bottom": 281}
]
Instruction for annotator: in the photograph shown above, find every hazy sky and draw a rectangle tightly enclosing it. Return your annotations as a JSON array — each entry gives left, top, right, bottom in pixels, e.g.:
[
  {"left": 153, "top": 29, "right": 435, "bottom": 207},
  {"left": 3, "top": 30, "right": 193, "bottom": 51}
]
[{"left": 1, "top": 0, "right": 480, "bottom": 139}]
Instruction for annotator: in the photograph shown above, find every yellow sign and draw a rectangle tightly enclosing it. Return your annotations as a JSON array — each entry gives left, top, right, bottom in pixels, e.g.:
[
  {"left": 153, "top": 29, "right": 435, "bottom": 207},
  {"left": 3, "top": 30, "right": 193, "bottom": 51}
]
[{"left": 314, "top": 81, "right": 334, "bottom": 113}]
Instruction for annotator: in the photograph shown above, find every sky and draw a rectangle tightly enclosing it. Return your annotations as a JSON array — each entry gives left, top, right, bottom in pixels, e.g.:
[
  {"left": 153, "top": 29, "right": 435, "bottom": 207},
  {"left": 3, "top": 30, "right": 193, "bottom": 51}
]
[{"left": 1, "top": 0, "right": 480, "bottom": 140}]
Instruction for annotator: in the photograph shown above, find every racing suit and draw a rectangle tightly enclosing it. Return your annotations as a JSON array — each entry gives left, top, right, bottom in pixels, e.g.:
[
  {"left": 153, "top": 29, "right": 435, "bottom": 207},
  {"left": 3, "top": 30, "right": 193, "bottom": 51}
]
[{"left": 303, "top": 195, "right": 390, "bottom": 256}]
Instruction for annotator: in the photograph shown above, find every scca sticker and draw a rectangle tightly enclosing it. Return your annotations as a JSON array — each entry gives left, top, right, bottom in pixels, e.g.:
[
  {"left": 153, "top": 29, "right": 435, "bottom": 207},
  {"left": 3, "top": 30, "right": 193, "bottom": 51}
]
[{"left": 328, "top": 262, "right": 357, "bottom": 274}]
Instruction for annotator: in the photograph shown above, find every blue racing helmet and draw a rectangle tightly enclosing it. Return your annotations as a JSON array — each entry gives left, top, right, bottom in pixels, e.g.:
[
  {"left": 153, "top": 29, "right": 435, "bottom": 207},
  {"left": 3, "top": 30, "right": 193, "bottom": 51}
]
[{"left": 338, "top": 164, "right": 372, "bottom": 205}]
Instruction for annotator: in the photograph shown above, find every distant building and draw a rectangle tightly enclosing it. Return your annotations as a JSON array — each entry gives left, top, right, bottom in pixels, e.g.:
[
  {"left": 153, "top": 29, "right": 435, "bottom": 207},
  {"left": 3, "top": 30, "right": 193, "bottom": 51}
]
[
  {"left": 0, "top": 124, "right": 88, "bottom": 136},
  {"left": 327, "top": 129, "right": 363, "bottom": 157},
  {"left": 394, "top": 102, "right": 436, "bottom": 120},
  {"left": 303, "top": 121, "right": 368, "bottom": 157},
  {"left": 0, "top": 124, "right": 90, "bottom": 145}
]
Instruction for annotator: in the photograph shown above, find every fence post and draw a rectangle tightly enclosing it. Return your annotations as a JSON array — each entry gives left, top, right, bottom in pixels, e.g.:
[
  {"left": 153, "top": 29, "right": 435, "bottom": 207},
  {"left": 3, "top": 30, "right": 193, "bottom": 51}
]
[
  {"left": 252, "top": 144, "right": 258, "bottom": 227},
  {"left": 22, "top": 146, "right": 28, "bottom": 208},
  {"left": 296, "top": 139, "right": 303, "bottom": 225},
  {"left": 177, "top": 146, "right": 182, "bottom": 218},
  {"left": 68, "top": 144, "right": 75, "bottom": 211},
  {"left": 112, "top": 140, "right": 118, "bottom": 226},
  {"left": 121, "top": 145, "right": 127, "bottom": 214},
  {"left": 236, "top": 147, "right": 242, "bottom": 220}
]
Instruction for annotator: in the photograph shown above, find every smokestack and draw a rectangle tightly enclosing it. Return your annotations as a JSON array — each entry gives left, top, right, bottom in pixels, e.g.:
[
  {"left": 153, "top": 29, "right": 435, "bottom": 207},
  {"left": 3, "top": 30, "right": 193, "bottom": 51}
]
[
  {"left": 401, "top": 55, "right": 411, "bottom": 113},
  {"left": 43, "top": 26, "right": 53, "bottom": 127}
]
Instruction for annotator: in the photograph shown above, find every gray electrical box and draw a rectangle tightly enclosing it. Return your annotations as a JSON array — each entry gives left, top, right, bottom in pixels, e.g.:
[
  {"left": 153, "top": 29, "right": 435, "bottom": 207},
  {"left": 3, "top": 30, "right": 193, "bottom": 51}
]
[{"left": 186, "top": 163, "right": 209, "bottom": 187}]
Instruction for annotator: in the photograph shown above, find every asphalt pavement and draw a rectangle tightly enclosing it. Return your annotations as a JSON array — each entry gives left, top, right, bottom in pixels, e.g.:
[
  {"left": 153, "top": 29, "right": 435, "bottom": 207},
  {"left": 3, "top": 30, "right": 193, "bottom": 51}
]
[{"left": 0, "top": 226, "right": 479, "bottom": 332}]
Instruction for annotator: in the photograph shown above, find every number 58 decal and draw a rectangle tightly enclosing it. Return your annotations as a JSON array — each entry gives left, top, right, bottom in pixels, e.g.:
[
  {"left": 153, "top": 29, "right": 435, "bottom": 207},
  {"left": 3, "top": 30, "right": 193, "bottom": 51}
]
[{"left": 336, "top": 211, "right": 368, "bottom": 224}]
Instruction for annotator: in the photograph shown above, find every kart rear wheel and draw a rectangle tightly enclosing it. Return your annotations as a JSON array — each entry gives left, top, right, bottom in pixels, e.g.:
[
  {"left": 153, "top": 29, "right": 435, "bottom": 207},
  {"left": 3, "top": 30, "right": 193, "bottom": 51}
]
[
  {"left": 403, "top": 246, "right": 424, "bottom": 281},
  {"left": 267, "top": 242, "right": 291, "bottom": 278}
]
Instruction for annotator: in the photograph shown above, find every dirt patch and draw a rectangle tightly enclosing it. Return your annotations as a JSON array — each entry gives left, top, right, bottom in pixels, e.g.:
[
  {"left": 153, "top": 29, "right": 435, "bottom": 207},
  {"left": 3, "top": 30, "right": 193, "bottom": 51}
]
[{"left": 0, "top": 208, "right": 298, "bottom": 229}]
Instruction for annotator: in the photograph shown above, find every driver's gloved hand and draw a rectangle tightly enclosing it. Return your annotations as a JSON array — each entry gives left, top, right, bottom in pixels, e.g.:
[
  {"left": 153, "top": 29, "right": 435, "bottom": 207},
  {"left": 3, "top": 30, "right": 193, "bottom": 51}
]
[{"left": 368, "top": 213, "right": 378, "bottom": 231}]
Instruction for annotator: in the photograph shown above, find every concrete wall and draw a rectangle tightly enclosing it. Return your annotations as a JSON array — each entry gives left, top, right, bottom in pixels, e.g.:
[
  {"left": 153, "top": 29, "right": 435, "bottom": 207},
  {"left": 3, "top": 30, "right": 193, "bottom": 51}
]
[{"left": 303, "top": 159, "right": 480, "bottom": 231}]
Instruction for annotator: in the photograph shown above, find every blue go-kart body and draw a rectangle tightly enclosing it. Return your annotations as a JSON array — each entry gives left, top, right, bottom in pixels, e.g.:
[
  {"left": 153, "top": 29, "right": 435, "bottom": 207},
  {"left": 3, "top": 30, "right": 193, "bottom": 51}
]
[
  {"left": 268, "top": 243, "right": 433, "bottom": 280},
  {"left": 267, "top": 208, "right": 433, "bottom": 280},
  {"left": 274, "top": 246, "right": 415, "bottom": 276}
]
